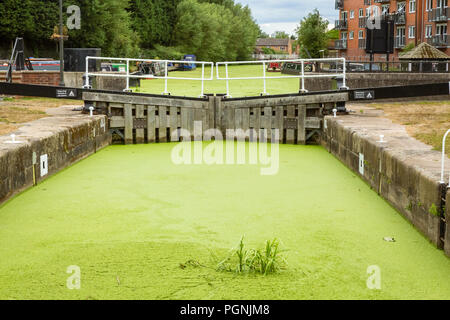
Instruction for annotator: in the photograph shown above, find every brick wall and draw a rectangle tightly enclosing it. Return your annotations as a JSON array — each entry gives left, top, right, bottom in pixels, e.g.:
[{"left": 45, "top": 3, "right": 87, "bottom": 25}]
[{"left": 0, "top": 71, "right": 60, "bottom": 86}]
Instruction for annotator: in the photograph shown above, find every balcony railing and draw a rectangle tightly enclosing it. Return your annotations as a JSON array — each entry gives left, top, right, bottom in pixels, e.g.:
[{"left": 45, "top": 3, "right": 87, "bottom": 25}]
[
  {"left": 358, "top": 39, "right": 366, "bottom": 49},
  {"left": 373, "top": 0, "right": 390, "bottom": 3},
  {"left": 335, "top": 0, "right": 343, "bottom": 9},
  {"left": 335, "top": 39, "right": 348, "bottom": 49},
  {"left": 359, "top": 17, "right": 368, "bottom": 28},
  {"left": 394, "top": 36, "right": 406, "bottom": 49},
  {"left": 364, "top": 0, "right": 371, "bottom": 5},
  {"left": 395, "top": 13, "right": 406, "bottom": 24},
  {"left": 335, "top": 20, "right": 348, "bottom": 30},
  {"left": 428, "top": 7, "right": 449, "bottom": 22},
  {"left": 428, "top": 35, "right": 449, "bottom": 48}
]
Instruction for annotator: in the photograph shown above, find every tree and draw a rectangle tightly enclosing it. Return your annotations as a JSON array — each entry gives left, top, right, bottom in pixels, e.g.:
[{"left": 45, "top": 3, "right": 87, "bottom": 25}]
[
  {"left": 129, "top": 0, "right": 180, "bottom": 49},
  {"left": 273, "top": 31, "right": 289, "bottom": 39},
  {"left": 66, "top": 0, "right": 139, "bottom": 57},
  {"left": 296, "top": 9, "right": 329, "bottom": 58},
  {"left": 326, "top": 29, "right": 339, "bottom": 40},
  {"left": 172, "top": 0, "right": 259, "bottom": 61}
]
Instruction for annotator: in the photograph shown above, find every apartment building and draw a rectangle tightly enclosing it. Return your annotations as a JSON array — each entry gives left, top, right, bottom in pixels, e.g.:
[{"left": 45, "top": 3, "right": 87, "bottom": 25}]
[{"left": 335, "top": 0, "right": 449, "bottom": 60}]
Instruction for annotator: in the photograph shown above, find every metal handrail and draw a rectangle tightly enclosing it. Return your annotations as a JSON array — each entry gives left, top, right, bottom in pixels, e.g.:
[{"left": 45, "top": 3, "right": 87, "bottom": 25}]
[
  {"left": 83, "top": 56, "right": 214, "bottom": 97},
  {"left": 216, "top": 58, "right": 348, "bottom": 98},
  {"left": 440, "top": 129, "right": 450, "bottom": 185}
]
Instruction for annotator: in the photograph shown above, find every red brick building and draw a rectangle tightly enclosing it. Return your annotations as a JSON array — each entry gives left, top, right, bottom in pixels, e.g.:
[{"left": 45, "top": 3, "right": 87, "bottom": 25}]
[{"left": 335, "top": 0, "right": 449, "bottom": 60}]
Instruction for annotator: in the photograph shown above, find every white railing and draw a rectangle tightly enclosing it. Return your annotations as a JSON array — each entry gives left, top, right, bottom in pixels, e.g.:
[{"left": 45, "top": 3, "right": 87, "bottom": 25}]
[
  {"left": 216, "top": 58, "right": 348, "bottom": 98},
  {"left": 440, "top": 129, "right": 450, "bottom": 185},
  {"left": 83, "top": 56, "right": 214, "bottom": 97}
]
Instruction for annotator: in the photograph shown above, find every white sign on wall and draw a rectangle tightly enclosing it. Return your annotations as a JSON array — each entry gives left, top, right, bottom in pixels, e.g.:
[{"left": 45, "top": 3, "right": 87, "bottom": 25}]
[
  {"left": 40, "top": 154, "right": 48, "bottom": 177},
  {"left": 359, "top": 153, "right": 364, "bottom": 175}
]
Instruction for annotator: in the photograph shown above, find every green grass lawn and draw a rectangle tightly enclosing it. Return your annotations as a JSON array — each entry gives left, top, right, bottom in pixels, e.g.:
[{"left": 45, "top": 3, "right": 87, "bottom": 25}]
[
  {"left": 133, "top": 65, "right": 301, "bottom": 97},
  {"left": 0, "top": 143, "right": 449, "bottom": 300}
]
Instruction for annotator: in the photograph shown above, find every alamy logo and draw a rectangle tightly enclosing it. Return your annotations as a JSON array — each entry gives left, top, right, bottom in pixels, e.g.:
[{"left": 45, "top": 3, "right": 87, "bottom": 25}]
[
  {"left": 67, "top": 5, "right": 81, "bottom": 30},
  {"left": 366, "top": 5, "right": 381, "bottom": 30},
  {"left": 171, "top": 121, "right": 280, "bottom": 175},
  {"left": 66, "top": 265, "right": 81, "bottom": 290},
  {"left": 366, "top": 265, "right": 381, "bottom": 290}
]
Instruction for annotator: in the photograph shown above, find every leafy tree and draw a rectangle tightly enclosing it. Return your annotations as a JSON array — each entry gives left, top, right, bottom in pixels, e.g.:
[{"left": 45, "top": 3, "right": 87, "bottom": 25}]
[
  {"left": 273, "top": 31, "right": 290, "bottom": 39},
  {"left": 66, "top": 0, "right": 139, "bottom": 57},
  {"left": 129, "top": 0, "right": 180, "bottom": 49},
  {"left": 173, "top": 0, "right": 258, "bottom": 61},
  {"left": 296, "top": 9, "right": 329, "bottom": 58},
  {"left": 326, "top": 29, "right": 339, "bottom": 40}
]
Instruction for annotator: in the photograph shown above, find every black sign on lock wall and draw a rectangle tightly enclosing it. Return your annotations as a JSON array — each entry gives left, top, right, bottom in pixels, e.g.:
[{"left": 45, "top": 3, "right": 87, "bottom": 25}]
[{"left": 365, "top": 18, "right": 395, "bottom": 54}]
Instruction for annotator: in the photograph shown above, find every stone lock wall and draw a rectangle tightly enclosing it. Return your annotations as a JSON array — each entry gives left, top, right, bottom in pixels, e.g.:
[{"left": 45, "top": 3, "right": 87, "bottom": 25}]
[
  {"left": 0, "top": 113, "right": 110, "bottom": 203},
  {"left": 322, "top": 115, "right": 448, "bottom": 251}
]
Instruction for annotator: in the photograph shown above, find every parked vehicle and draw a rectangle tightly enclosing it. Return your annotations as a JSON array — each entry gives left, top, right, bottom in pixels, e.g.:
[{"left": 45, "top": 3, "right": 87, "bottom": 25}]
[{"left": 179, "top": 55, "right": 197, "bottom": 71}]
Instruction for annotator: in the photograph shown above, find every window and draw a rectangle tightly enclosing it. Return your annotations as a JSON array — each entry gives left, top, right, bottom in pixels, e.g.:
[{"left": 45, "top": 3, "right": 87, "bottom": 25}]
[
  {"left": 366, "top": 6, "right": 379, "bottom": 17},
  {"left": 358, "top": 30, "right": 364, "bottom": 39},
  {"left": 436, "top": 0, "right": 447, "bottom": 8},
  {"left": 341, "top": 31, "right": 348, "bottom": 40},
  {"left": 382, "top": 4, "right": 390, "bottom": 15},
  {"left": 436, "top": 24, "right": 447, "bottom": 35},
  {"left": 426, "top": 0, "right": 433, "bottom": 11},
  {"left": 409, "top": 0, "right": 416, "bottom": 13},
  {"left": 408, "top": 25, "right": 416, "bottom": 38},
  {"left": 359, "top": 8, "right": 364, "bottom": 17},
  {"left": 349, "top": 31, "right": 354, "bottom": 39},
  {"left": 398, "top": 2, "right": 406, "bottom": 12},
  {"left": 425, "top": 25, "right": 433, "bottom": 38},
  {"left": 350, "top": 10, "right": 354, "bottom": 19},
  {"left": 341, "top": 11, "right": 348, "bottom": 20}
]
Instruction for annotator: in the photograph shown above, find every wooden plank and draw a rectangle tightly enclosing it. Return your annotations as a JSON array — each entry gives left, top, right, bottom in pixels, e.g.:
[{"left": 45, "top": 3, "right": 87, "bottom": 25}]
[
  {"left": 242, "top": 108, "right": 250, "bottom": 131},
  {"left": 159, "top": 106, "right": 167, "bottom": 142},
  {"left": 225, "top": 106, "right": 235, "bottom": 131},
  {"left": 83, "top": 92, "right": 209, "bottom": 109},
  {"left": 194, "top": 108, "right": 203, "bottom": 141},
  {"left": 170, "top": 106, "right": 178, "bottom": 142},
  {"left": 286, "top": 105, "right": 295, "bottom": 144},
  {"left": 187, "top": 108, "right": 194, "bottom": 139},
  {"left": 208, "top": 96, "right": 215, "bottom": 130},
  {"left": 235, "top": 108, "right": 242, "bottom": 130},
  {"left": 275, "top": 106, "right": 284, "bottom": 143},
  {"left": 181, "top": 108, "right": 189, "bottom": 134},
  {"left": 297, "top": 105, "right": 306, "bottom": 145},
  {"left": 305, "top": 117, "right": 321, "bottom": 129},
  {"left": 262, "top": 107, "right": 271, "bottom": 142},
  {"left": 124, "top": 103, "right": 133, "bottom": 144},
  {"left": 135, "top": 105, "right": 145, "bottom": 144},
  {"left": 216, "top": 92, "right": 349, "bottom": 109},
  {"left": 110, "top": 116, "right": 125, "bottom": 128},
  {"left": 147, "top": 106, "right": 156, "bottom": 143}
]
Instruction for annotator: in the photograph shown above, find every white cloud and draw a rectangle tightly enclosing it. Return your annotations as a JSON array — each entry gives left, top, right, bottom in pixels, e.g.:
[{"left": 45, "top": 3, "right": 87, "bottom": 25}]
[{"left": 236, "top": 0, "right": 336, "bottom": 35}]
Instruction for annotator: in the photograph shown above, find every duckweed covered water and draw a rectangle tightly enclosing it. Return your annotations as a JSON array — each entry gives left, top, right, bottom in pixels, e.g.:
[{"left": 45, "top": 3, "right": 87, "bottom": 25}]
[{"left": 0, "top": 143, "right": 449, "bottom": 300}]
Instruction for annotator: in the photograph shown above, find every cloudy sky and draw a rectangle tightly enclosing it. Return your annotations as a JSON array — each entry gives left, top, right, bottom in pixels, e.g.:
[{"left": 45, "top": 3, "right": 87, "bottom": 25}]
[{"left": 236, "top": 0, "right": 336, "bottom": 36}]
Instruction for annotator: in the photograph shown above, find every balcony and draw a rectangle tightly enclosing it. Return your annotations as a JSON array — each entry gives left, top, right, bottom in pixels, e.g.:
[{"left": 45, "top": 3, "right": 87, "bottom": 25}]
[
  {"left": 358, "top": 39, "right": 366, "bottom": 49},
  {"left": 428, "top": 7, "right": 449, "bottom": 22},
  {"left": 394, "top": 36, "right": 406, "bottom": 49},
  {"left": 335, "top": 0, "right": 343, "bottom": 9},
  {"left": 335, "top": 39, "right": 348, "bottom": 49},
  {"left": 359, "top": 17, "right": 368, "bottom": 28},
  {"left": 373, "top": 0, "right": 390, "bottom": 3},
  {"left": 364, "top": 0, "right": 371, "bottom": 5},
  {"left": 395, "top": 12, "right": 406, "bottom": 25},
  {"left": 335, "top": 20, "right": 348, "bottom": 30},
  {"left": 428, "top": 35, "right": 449, "bottom": 48}
]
